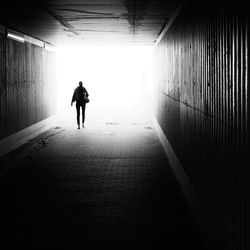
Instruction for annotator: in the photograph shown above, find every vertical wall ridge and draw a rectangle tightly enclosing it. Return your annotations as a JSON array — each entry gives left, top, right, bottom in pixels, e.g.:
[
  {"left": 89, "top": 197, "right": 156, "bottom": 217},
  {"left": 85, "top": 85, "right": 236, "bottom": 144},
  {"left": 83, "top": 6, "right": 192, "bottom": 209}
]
[
  {"left": 0, "top": 32, "right": 56, "bottom": 140},
  {"left": 154, "top": 1, "right": 249, "bottom": 249}
]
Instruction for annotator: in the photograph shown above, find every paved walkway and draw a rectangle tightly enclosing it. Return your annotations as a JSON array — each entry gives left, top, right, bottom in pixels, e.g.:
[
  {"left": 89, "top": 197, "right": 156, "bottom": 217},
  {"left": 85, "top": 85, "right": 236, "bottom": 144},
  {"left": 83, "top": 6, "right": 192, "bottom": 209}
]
[{"left": 0, "top": 122, "right": 205, "bottom": 249}]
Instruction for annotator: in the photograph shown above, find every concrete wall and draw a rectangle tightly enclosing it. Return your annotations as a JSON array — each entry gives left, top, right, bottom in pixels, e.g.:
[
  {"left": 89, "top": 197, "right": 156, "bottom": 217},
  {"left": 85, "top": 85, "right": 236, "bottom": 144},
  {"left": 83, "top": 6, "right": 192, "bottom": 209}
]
[
  {"left": 154, "top": 1, "right": 249, "bottom": 249},
  {"left": 0, "top": 28, "right": 56, "bottom": 156},
  {"left": 0, "top": 30, "right": 56, "bottom": 140}
]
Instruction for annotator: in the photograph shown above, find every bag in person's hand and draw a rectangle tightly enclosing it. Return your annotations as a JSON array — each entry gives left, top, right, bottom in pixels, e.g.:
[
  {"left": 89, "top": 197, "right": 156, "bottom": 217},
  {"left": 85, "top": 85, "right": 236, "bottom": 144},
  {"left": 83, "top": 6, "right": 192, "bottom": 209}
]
[{"left": 83, "top": 93, "right": 90, "bottom": 103}]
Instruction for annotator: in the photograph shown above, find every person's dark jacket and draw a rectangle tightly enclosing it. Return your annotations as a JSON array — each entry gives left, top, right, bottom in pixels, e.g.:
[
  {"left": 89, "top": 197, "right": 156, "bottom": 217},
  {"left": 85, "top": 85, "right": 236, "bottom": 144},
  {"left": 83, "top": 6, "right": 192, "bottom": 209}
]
[{"left": 72, "top": 86, "right": 89, "bottom": 104}]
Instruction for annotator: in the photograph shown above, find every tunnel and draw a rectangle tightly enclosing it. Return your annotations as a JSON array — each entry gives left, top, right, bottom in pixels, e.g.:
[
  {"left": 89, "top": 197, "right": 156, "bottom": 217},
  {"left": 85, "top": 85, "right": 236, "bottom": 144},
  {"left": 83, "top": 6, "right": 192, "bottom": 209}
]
[{"left": 0, "top": 0, "right": 249, "bottom": 249}]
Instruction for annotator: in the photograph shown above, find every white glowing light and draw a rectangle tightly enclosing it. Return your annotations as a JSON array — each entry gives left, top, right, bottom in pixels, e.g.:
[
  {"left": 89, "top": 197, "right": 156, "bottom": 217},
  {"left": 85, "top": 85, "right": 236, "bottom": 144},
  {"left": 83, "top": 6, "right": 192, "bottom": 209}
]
[
  {"left": 7, "top": 31, "right": 25, "bottom": 43},
  {"left": 56, "top": 46, "right": 154, "bottom": 126}
]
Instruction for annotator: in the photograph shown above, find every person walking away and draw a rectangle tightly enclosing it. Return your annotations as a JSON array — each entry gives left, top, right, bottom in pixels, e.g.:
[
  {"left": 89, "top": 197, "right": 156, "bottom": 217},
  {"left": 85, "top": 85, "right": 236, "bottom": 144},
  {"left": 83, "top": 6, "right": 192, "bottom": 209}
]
[{"left": 71, "top": 81, "right": 89, "bottom": 129}]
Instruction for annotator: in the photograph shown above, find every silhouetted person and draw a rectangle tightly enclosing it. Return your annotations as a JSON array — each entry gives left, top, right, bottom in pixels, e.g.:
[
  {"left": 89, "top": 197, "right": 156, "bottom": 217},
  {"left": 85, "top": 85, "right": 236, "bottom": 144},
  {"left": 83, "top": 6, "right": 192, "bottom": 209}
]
[{"left": 71, "top": 81, "right": 89, "bottom": 129}]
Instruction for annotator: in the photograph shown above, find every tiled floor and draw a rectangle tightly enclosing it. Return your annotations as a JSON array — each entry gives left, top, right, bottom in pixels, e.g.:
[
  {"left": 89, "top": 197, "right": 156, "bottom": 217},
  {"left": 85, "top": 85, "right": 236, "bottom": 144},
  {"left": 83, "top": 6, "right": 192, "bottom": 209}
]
[{"left": 0, "top": 122, "right": 205, "bottom": 249}]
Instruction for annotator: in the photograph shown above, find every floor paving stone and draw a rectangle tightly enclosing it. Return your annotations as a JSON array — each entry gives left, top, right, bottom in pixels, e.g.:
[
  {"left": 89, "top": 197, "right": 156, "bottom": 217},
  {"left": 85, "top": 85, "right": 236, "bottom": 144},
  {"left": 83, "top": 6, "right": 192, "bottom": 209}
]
[{"left": 0, "top": 122, "right": 205, "bottom": 249}]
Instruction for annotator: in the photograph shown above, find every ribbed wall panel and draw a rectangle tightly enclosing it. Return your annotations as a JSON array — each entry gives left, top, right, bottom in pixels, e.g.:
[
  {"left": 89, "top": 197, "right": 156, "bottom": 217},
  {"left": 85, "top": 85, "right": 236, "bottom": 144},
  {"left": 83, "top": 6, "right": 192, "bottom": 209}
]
[
  {"left": 154, "top": 2, "right": 249, "bottom": 249},
  {"left": 0, "top": 34, "right": 56, "bottom": 139}
]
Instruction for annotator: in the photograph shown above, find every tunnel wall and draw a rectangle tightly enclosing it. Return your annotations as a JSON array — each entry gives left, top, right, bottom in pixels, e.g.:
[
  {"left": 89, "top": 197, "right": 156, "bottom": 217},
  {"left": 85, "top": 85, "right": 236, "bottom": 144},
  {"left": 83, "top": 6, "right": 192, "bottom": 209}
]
[
  {"left": 154, "top": 1, "right": 249, "bottom": 250},
  {"left": 0, "top": 32, "right": 56, "bottom": 140}
]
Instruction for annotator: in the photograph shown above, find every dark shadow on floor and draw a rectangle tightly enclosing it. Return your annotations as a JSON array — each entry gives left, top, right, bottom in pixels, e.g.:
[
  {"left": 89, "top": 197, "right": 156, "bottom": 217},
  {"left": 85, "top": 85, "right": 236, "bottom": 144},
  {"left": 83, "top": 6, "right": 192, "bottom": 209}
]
[{"left": 0, "top": 125, "right": 206, "bottom": 249}]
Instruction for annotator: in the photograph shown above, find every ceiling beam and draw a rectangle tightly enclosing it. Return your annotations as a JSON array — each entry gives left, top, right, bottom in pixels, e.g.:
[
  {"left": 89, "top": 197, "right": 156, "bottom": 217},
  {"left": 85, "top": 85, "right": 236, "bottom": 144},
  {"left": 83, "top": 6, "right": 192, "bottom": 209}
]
[
  {"left": 46, "top": 8, "right": 79, "bottom": 36},
  {"left": 154, "top": 0, "right": 187, "bottom": 47}
]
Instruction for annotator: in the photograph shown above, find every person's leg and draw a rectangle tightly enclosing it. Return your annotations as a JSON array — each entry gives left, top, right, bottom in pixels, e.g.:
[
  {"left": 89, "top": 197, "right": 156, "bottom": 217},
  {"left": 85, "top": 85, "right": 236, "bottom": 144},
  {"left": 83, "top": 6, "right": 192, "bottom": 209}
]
[
  {"left": 76, "top": 103, "right": 80, "bottom": 129},
  {"left": 82, "top": 103, "right": 86, "bottom": 126}
]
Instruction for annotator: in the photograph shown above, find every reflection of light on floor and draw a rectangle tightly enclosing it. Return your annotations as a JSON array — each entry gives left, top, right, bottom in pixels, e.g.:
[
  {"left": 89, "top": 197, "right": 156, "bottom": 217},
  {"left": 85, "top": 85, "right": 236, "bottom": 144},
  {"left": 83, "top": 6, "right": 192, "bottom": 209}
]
[
  {"left": 55, "top": 46, "right": 154, "bottom": 128},
  {"left": 56, "top": 92, "right": 153, "bottom": 128}
]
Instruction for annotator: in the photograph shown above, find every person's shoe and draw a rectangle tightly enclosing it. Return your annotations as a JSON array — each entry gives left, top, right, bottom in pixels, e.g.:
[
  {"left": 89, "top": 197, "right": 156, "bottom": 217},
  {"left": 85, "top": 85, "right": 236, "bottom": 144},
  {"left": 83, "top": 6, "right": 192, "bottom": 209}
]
[
  {"left": 82, "top": 123, "right": 84, "bottom": 128},
  {"left": 78, "top": 125, "right": 80, "bottom": 129}
]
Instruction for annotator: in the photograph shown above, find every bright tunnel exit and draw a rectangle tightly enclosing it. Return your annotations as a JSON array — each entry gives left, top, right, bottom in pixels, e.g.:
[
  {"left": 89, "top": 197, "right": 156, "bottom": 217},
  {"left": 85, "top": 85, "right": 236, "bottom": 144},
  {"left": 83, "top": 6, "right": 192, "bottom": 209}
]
[{"left": 56, "top": 46, "right": 154, "bottom": 127}]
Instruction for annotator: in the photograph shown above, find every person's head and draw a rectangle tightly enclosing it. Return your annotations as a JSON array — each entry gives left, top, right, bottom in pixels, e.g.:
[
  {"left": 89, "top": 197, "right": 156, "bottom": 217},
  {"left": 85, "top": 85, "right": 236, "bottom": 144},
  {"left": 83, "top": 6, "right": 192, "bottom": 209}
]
[{"left": 79, "top": 81, "right": 83, "bottom": 87}]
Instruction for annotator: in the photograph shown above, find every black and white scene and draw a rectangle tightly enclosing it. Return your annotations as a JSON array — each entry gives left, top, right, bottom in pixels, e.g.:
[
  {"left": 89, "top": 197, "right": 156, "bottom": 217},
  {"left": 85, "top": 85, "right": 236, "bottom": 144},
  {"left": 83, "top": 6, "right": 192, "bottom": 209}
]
[{"left": 0, "top": 0, "right": 249, "bottom": 249}]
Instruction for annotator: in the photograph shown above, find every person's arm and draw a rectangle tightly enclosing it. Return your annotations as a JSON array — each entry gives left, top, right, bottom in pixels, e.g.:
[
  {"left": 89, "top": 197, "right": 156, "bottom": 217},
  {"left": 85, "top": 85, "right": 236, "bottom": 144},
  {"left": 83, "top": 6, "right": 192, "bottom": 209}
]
[
  {"left": 71, "top": 90, "right": 76, "bottom": 106},
  {"left": 84, "top": 88, "right": 89, "bottom": 97}
]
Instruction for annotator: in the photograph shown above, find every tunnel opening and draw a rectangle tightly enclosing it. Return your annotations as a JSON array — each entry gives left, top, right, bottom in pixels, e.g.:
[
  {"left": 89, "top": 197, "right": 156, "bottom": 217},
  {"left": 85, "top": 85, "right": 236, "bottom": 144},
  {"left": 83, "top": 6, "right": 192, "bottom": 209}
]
[
  {"left": 55, "top": 45, "right": 154, "bottom": 127},
  {"left": 0, "top": 1, "right": 249, "bottom": 249}
]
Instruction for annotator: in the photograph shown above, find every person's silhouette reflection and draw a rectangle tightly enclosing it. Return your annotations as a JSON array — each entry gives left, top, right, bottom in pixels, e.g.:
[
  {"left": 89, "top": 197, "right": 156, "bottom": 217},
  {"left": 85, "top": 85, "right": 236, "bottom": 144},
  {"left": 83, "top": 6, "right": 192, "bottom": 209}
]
[{"left": 71, "top": 81, "right": 89, "bottom": 129}]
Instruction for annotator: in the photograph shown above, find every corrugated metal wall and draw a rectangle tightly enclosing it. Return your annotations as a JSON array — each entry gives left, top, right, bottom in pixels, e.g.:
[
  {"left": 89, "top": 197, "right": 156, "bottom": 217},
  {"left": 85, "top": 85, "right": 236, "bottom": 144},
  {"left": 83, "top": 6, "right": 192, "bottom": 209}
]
[
  {"left": 0, "top": 33, "right": 56, "bottom": 139},
  {"left": 154, "top": 1, "right": 249, "bottom": 250}
]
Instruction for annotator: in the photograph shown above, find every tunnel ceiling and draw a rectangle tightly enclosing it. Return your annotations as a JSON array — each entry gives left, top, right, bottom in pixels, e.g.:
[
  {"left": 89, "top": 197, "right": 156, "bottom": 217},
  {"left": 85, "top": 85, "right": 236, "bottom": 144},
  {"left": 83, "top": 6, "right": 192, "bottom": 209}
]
[{"left": 1, "top": 0, "right": 181, "bottom": 46}]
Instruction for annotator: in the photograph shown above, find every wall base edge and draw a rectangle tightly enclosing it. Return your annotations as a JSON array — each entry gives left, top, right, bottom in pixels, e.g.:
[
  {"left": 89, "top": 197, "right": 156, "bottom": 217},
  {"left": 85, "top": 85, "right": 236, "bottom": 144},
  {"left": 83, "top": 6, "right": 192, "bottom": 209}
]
[{"left": 0, "top": 116, "right": 56, "bottom": 157}]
